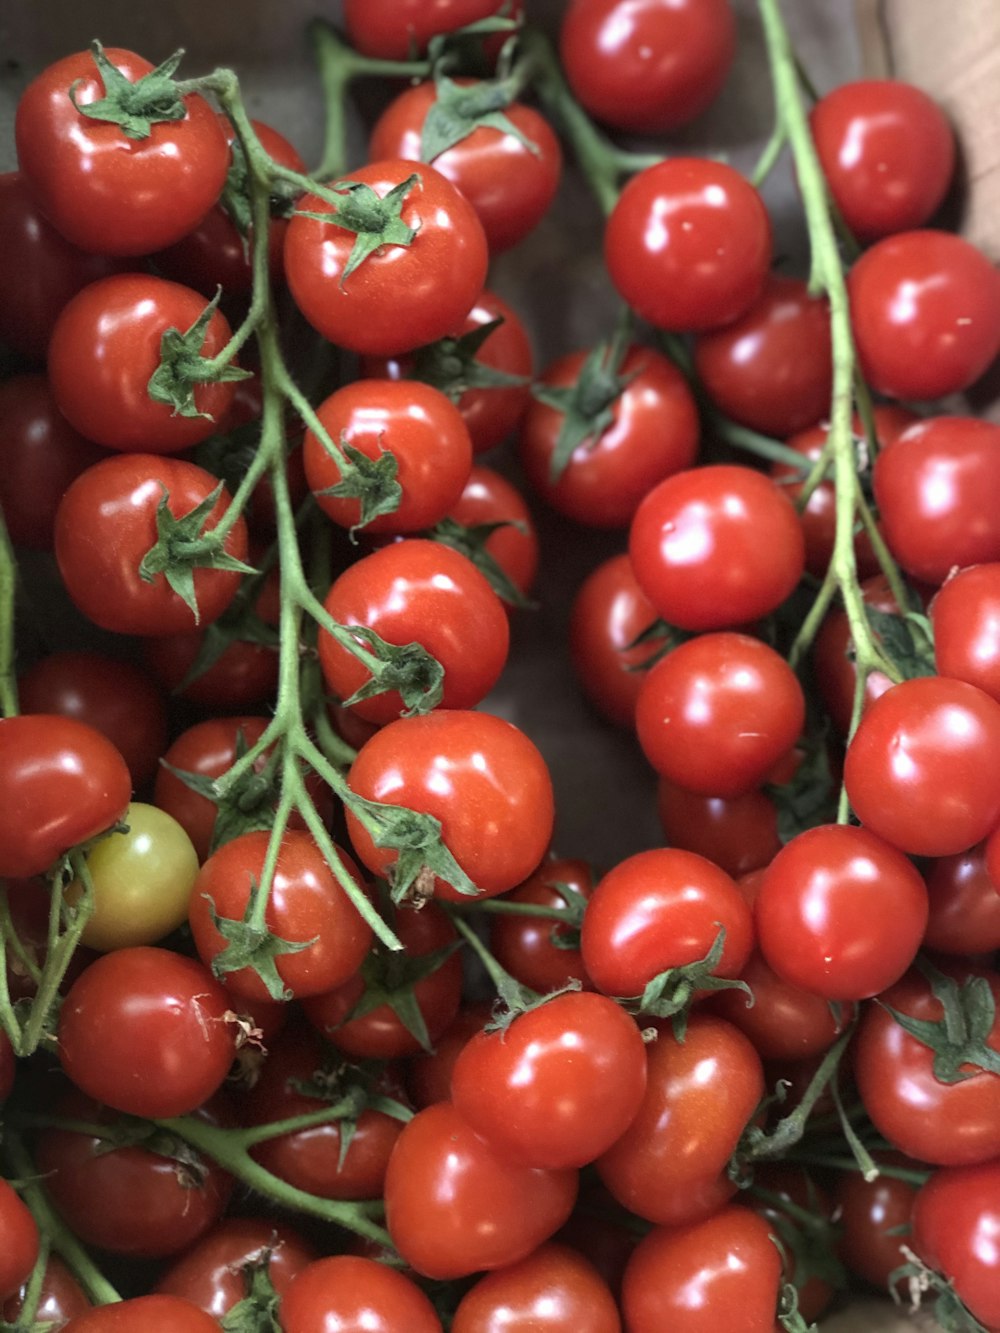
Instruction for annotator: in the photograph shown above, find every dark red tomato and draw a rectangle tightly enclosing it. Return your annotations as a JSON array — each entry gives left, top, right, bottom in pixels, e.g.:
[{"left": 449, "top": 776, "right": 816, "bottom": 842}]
[
  {"left": 19, "top": 651, "right": 167, "bottom": 789},
  {"left": 451, "top": 992, "right": 647, "bottom": 1169},
  {"left": 345, "top": 710, "right": 554, "bottom": 901},
  {"left": 0, "top": 374, "right": 107, "bottom": 551},
  {"left": 363, "top": 289, "right": 533, "bottom": 454},
  {"left": 810, "top": 80, "right": 955, "bottom": 241},
  {"left": 605, "top": 159, "right": 771, "bottom": 332},
  {"left": 756, "top": 824, "right": 928, "bottom": 1000},
  {"left": 319, "top": 540, "right": 508, "bottom": 723},
  {"left": 834, "top": 1165, "right": 919, "bottom": 1292},
  {"left": 58, "top": 947, "right": 237, "bottom": 1118},
  {"left": 580, "top": 847, "right": 753, "bottom": 998},
  {"left": 344, "top": 0, "right": 520, "bottom": 59},
  {"left": 62, "top": 1294, "right": 221, "bottom": 1332},
  {"left": 143, "top": 625, "right": 279, "bottom": 713},
  {"left": 518, "top": 345, "right": 700, "bottom": 528},
  {"left": 0, "top": 1031, "right": 13, "bottom": 1104},
  {"left": 568, "top": 553, "right": 661, "bottom": 727},
  {"left": 405, "top": 1002, "right": 491, "bottom": 1110},
  {"left": 48, "top": 274, "right": 238, "bottom": 453},
  {"left": 446, "top": 465, "right": 539, "bottom": 597},
  {"left": 0, "top": 1180, "right": 38, "bottom": 1303},
  {"left": 15, "top": 47, "right": 229, "bottom": 256},
  {"left": 710, "top": 950, "right": 856, "bottom": 1061},
  {"left": 489, "top": 857, "right": 595, "bottom": 994},
  {"left": 54, "top": 454, "right": 249, "bottom": 636},
  {"left": 624, "top": 1205, "right": 782, "bottom": 1333},
  {"left": 596, "top": 1016, "right": 764, "bottom": 1226},
  {"left": 656, "top": 780, "right": 781, "bottom": 880},
  {"left": 156, "top": 118, "right": 306, "bottom": 294},
  {"left": 280, "top": 1255, "right": 442, "bottom": 1333},
  {"left": 561, "top": 0, "right": 735, "bottom": 134},
  {"left": 855, "top": 963, "right": 1000, "bottom": 1166},
  {"left": 811, "top": 574, "right": 899, "bottom": 735},
  {"left": 629, "top": 465, "right": 805, "bottom": 629},
  {"left": 242, "top": 1026, "right": 405, "bottom": 1200},
  {"left": 924, "top": 843, "right": 1000, "bottom": 955},
  {"left": 302, "top": 901, "right": 463, "bottom": 1060},
  {"left": 873, "top": 417, "right": 1000, "bottom": 584},
  {"left": 370, "top": 80, "right": 562, "bottom": 254},
  {"left": 933, "top": 564, "right": 1000, "bottom": 703},
  {"left": 772, "top": 406, "right": 915, "bottom": 580},
  {"left": 694, "top": 275, "right": 832, "bottom": 438},
  {"left": 384, "top": 1101, "right": 578, "bottom": 1279},
  {"left": 284, "top": 159, "right": 488, "bottom": 356},
  {"left": 0, "top": 172, "right": 124, "bottom": 359},
  {"left": 844, "top": 676, "right": 1000, "bottom": 857},
  {"left": 912, "top": 1160, "right": 1000, "bottom": 1330},
  {"left": 0, "top": 714, "right": 131, "bottom": 879},
  {"left": 190, "top": 830, "right": 373, "bottom": 1003},
  {"left": 635, "top": 633, "right": 805, "bottom": 797},
  {"left": 849, "top": 230, "right": 1000, "bottom": 400},
  {"left": 452, "top": 1243, "right": 621, "bottom": 1333},
  {"left": 157, "top": 1218, "right": 316, "bottom": 1317},
  {"left": 304, "top": 380, "right": 472, "bottom": 535},
  {"left": 36, "top": 1091, "right": 233, "bottom": 1258},
  {"left": 748, "top": 1165, "right": 835, "bottom": 1324},
  {"left": 2, "top": 1256, "right": 91, "bottom": 1328}
]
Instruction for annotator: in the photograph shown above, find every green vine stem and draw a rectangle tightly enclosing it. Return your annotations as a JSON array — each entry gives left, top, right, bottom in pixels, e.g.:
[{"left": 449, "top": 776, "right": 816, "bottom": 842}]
[{"left": 0, "top": 501, "right": 18, "bottom": 720}]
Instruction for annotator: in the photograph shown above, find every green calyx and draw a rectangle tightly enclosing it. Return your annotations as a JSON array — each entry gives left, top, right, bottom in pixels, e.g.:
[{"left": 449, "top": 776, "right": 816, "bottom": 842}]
[
  {"left": 336, "top": 939, "right": 463, "bottom": 1052},
  {"left": 147, "top": 292, "right": 252, "bottom": 420},
  {"left": 159, "top": 730, "right": 282, "bottom": 856},
  {"left": 430, "top": 516, "right": 533, "bottom": 609},
  {"left": 623, "top": 617, "right": 689, "bottom": 672},
  {"left": 622, "top": 926, "right": 752, "bottom": 1041},
  {"left": 343, "top": 791, "right": 481, "bottom": 904},
  {"left": 70, "top": 41, "right": 188, "bottom": 140},
  {"left": 296, "top": 176, "right": 420, "bottom": 286},
  {"left": 409, "top": 317, "right": 529, "bottom": 400},
  {"left": 334, "top": 623, "right": 444, "bottom": 716},
  {"left": 314, "top": 437, "right": 403, "bottom": 538},
  {"left": 218, "top": 1255, "right": 284, "bottom": 1333},
  {"left": 862, "top": 603, "right": 936, "bottom": 681},
  {"left": 765, "top": 734, "right": 837, "bottom": 844},
  {"left": 883, "top": 958, "right": 1000, "bottom": 1084},
  {"left": 420, "top": 72, "right": 537, "bottom": 163},
  {"left": 532, "top": 332, "right": 636, "bottom": 482},
  {"left": 202, "top": 882, "right": 317, "bottom": 1003}
]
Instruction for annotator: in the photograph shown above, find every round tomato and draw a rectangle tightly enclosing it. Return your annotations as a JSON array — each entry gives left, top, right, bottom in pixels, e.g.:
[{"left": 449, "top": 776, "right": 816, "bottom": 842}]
[
  {"left": 834, "top": 1166, "right": 919, "bottom": 1293},
  {"left": 2, "top": 1256, "right": 91, "bottom": 1329},
  {"left": 280, "top": 1256, "right": 442, "bottom": 1333},
  {"left": 62, "top": 1295, "right": 222, "bottom": 1332},
  {"left": 445, "top": 465, "right": 540, "bottom": 597},
  {"left": 924, "top": 842, "right": 1000, "bottom": 955},
  {"left": 656, "top": 779, "right": 781, "bottom": 880},
  {"left": 933, "top": 563, "right": 1000, "bottom": 703},
  {"left": 452, "top": 1242, "right": 621, "bottom": 1333},
  {"left": 912, "top": 1160, "right": 1000, "bottom": 1330},
  {"left": 811, "top": 574, "right": 899, "bottom": 735},
  {"left": 405, "top": 1002, "right": 491, "bottom": 1110},
  {"left": 284, "top": 159, "right": 488, "bottom": 356},
  {"left": 710, "top": 950, "right": 856, "bottom": 1062},
  {"left": 0, "top": 1180, "right": 38, "bottom": 1303},
  {"left": 157, "top": 1218, "right": 316, "bottom": 1318},
  {"left": 489, "top": 857, "right": 595, "bottom": 994},
  {"left": 343, "top": 0, "right": 520, "bottom": 59}
]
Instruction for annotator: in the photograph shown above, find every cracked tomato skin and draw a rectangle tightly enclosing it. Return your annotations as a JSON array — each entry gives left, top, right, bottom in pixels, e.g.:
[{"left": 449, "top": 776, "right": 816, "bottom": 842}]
[
  {"left": 54, "top": 454, "right": 249, "bottom": 636},
  {"left": 912, "top": 1160, "right": 1000, "bottom": 1331},
  {"left": 284, "top": 159, "right": 488, "bottom": 356}
]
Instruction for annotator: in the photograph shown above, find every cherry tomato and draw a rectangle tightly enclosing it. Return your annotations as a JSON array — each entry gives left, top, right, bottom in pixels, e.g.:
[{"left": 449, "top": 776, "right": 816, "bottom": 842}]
[
  {"left": 629, "top": 465, "right": 805, "bottom": 630},
  {"left": 280, "top": 1256, "right": 443, "bottom": 1333},
  {"left": 61, "top": 1294, "right": 222, "bottom": 1332},
  {"left": 452, "top": 1242, "right": 622, "bottom": 1333},
  {"left": 489, "top": 857, "right": 595, "bottom": 994},
  {"left": 0, "top": 1180, "right": 38, "bottom": 1303},
  {"left": 834, "top": 1165, "right": 919, "bottom": 1293},
  {"left": 58, "top": 947, "right": 237, "bottom": 1118},
  {"left": 560, "top": 0, "right": 736, "bottom": 134},
  {"left": 370, "top": 80, "right": 562, "bottom": 253},
  {"left": 811, "top": 574, "right": 899, "bottom": 735},
  {"left": 710, "top": 951, "right": 856, "bottom": 1062},
  {"left": 924, "top": 843, "right": 1000, "bottom": 955},
  {"left": 518, "top": 345, "right": 700, "bottom": 528},
  {"left": 343, "top": 0, "right": 520, "bottom": 59},
  {"left": 844, "top": 676, "right": 1000, "bottom": 857},
  {"left": 405, "top": 1002, "right": 491, "bottom": 1110},
  {"left": 156, "top": 1218, "right": 316, "bottom": 1317},
  {"left": 446, "top": 465, "right": 540, "bottom": 597},
  {"left": 15, "top": 46, "right": 229, "bottom": 256},
  {"left": 656, "top": 779, "right": 781, "bottom": 879},
  {"left": 2, "top": 1256, "right": 91, "bottom": 1328},
  {"left": 605, "top": 158, "right": 771, "bottom": 332},
  {"left": 54, "top": 454, "right": 249, "bottom": 636},
  {"left": 933, "top": 564, "right": 1000, "bottom": 703},
  {"left": 0, "top": 714, "right": 132, "bottom": 879},
  {"left": 848, "top": 230, "right": 1000, "bottom": 399},
  {"left": 384, "top": 1101, "right": 578, "bottom": 1279},
  {"left": 747, "top": 1165, "right": 836, "bottom": 1323},
  {"left": 345, "top": 710, "right": 554, "bottom": 902},
  {"left": 756, "top": 824, "right": 928, "bottom": 1000},
  {"left": 912, "top": 1160, "right": 1000, "bottom": 1330},
  {"left": 284, "top": 159, "right": 488, "bottom": 356},
  {"left": 568, "top": 553, "right": 661, "bottom": 727},
  {"left": 810, "top": 80, "right": 955, "bottom": 241}
]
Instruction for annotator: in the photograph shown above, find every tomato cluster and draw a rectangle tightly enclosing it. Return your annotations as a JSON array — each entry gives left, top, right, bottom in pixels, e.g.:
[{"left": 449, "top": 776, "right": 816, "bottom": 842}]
[{"left": 1, "top": 2, "right": 999, "bottom": 1331}]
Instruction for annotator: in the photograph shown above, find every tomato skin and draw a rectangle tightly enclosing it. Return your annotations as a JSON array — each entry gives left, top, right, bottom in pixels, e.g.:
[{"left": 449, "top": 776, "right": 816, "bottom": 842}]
[
  {"left": 694, "top": 275, "right": 832, "bottom": 439},
  {"left": 446, "top": 466, "right": 540, "bottom": 597},
  {"left": 912, "top": 1160, "right": 1000, "bottom": 1329},
  {"left": 933, "top": 564, "right": 1000, "bottom": 703},
  {"left": 284, "top": 159, "right": 488, "bottom": 356},
  {"left": 54, "top": 454, "right": 249, "bottom": 636},
  {"left": 62, "top": 1294, "right": 222, "bottom": 1332},
  {"left": 0, "top": 714, "right": 132, "bottom": 879},
  {"left": 810, "top": 80, "right": 955, "bottom": 241},
  {"left": 711, "top": 951, "right": 856, "bottom": 1062},
  {"left": 848, "top": 230, "right": 1000, "bottom": 399},
  {"left": 924, "top": 842, "right": 1000, "bottom": 955},
  {"left": 873, "top": 417, "right": 1000, "bottom": 584},
  {"left": 490, "top": 857, "right": 595, "bottom": 994},
  {"left": 344, "top": 0, "right": 520, "bottom": 59},
  {"left": 580, "top": 847, "right": 754, "bottom": 998},
  {"left": 304, "top": 380, "right": 472, "bottom": 535},
  {"left": 560, "top": 0, "right": 735, "bottom": 134},
  {"left": 280, "top": 1255, "right": 443, "bottom": 1333},
  {"left": 156, "top": 1218, "right": 316, "bottom": 1317},
  {"left": 811, "top": 574, "right": 899, "bottom": 735},
  {"left": 15, "top": 48, "right": 229, "bottom": 256},
  {"left": 855, "top": 965, "right": 1000, "bottom": 1167},
  {"left": 844, "top": 676, "right": 1000, "bottom": 857},
  {"left": 568, "top": 554, "right": 660, "bottom": 728},
  {"left": 635, "top": 632, "right": 804, "bottom": 797},
  {"left": 58, "top": 947, "right": 237, "bottom": 1118},
  {"left": 451, "top": 992, "right": 648, "bottom": 1170},
  {"left": 384, "top": 1102, "right": 578, "bottom": 1280},
  {"left": 345, "top": 710, "right": 554, "bottom": 902},
  {"left": 834, "top": 1166, "right": 919, "bottom": 1293},
  {"left": 406, "top": 1002, "right": 491, "bottom": 1110},
  {"left": 2, "top": 1255, "right": 91, "bottom": 1328},
  {"left": 656, "top": 779, "right": 781, "bottom": 879},
  {"left": 596, "top": 1015, "right": 764, "bottom": 1227},
  {"left": 518, "top": 346, "right": 700, "bottom": 529},
  {"left": 0, "top": 1180, "right": 39, "bottom": 1303},
  {"left": 605, "top": 159, "right": 771, "bottom": 333},
  {"left": 756, "top": 824, "right": 928, "bottom": 1001},
  {"left": 370, "top": 81, "right": 562, "bottom": 253},
  {"left": 629, "top": 465, "right": 805, "bottom": 630},
  {"left": 190, "top": 830, "right": 373, "bottom": 1003},
  {"left": 452, "top": 1242, "right": 622, "bottom": 1333}
]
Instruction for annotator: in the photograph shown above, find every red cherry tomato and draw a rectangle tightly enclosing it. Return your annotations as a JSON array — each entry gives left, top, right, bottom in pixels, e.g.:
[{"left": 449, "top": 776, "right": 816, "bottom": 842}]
[
  {"left": 452, "top": 1242, "right": 622, "bottom": 1333},
  {"left": 912, "top": 1160, "right": 1000, "bottom": 1330},
  {"left": 489, "top": 857, "right": 595, "bottom": 994},
  {"left": 656, "top": 779, "right": 781, "bottom": 880},
  {"left": 343, "top": 0, "right": 520, "bottom": 59},
  {"left": 2, "top": 1256, "right": 91, "bottom": 1328},
  {"left": 445, "top": 465, "right": 540, "bottom": 597},
  {"left": 62, "top": 1294, "right": 221, "bottom": 1332},
  {"left": 568, "top": 553, "right": 661, "bottom": 727},
  {"left": 811, "top": 574, "right": 899, "bottom": 735},
  {"left": 834, "top": 1166, "right": 919, "bottom": 1294},
  {"left": 923, "top": 843, "right": 1000, "bottom": 955},
  {"left": 280, "top": 1255, "right": 443, "bottom": 1333},
  {"left": 710, "top": 950, "right": 856, "bottom": 1062},
  {"left": 0, "top": 1180, "right": 38, "bottom": 1303},
  {"left": 405, "top": 1002, "right": 491, "bottom": 1110},
  {"left": 933, "top": 564, "right": 1000, "bottom": 703},
  {"left": 156, "top": 1218, "right": 316, "bottom": 1318}
]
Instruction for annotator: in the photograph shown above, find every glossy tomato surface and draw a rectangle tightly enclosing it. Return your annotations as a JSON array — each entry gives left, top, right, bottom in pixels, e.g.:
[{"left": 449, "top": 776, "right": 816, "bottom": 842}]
[
  {"left": 912, "top": 1160, "right": 1000, "bottom": 1330},
  {"left": 452, "top": 1243, "right": 622, "bottom": 1333}
]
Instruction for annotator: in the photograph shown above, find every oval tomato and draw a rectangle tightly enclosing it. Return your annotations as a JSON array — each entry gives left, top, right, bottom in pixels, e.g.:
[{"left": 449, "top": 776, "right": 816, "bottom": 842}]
[
  {"left": 568, "top": 553, "right": 661, "bottom": 728},
  {"left": 0, "top": 1180, "right": 38, "bottom": 1303},
  {"left": 280, "top": 1256, "right": 442, "bottom": 1333},
  {"left": 452, "top": 1243, "right": 621, "bottom": 1333}
]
